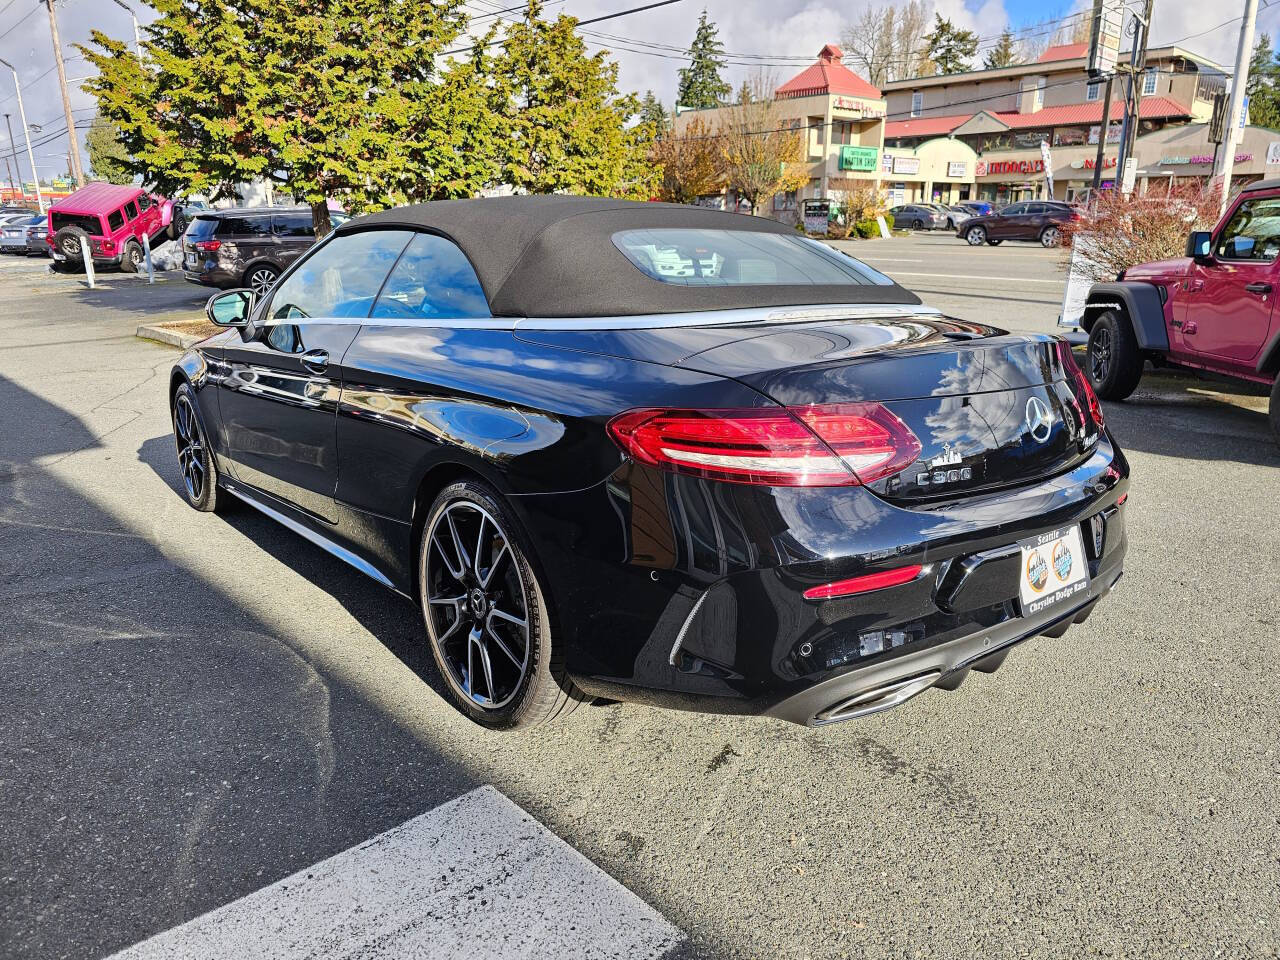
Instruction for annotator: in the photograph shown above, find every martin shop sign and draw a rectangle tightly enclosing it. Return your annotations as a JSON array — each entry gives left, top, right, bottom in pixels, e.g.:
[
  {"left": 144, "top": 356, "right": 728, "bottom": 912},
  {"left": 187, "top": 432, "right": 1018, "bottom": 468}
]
[{"left": 838, "top": 145, "right": 879, "bottom": 172}]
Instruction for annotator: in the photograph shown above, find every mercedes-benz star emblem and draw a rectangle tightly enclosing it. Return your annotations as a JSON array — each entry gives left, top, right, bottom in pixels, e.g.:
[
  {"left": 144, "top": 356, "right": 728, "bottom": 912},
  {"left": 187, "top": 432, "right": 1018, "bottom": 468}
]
[{"left": 1025, "top": 396, "right": 1054, "bottom": 443}]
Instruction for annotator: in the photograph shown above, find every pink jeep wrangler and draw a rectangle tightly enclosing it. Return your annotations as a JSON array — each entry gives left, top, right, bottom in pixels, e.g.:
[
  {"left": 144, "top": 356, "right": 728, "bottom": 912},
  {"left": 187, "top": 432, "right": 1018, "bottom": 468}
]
[
  {"left": 1083, "top": 178, "right": 1280, "bottom": 444},
  {"left": 47, "top": 181, "right": 174, "bottom": 272}
]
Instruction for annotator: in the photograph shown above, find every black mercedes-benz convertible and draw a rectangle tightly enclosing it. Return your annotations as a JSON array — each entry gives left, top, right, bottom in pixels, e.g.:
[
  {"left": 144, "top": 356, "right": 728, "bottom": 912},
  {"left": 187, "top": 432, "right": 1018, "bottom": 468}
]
[{"left": 172, "top": 196, "right": 1128, "bottom": 729}]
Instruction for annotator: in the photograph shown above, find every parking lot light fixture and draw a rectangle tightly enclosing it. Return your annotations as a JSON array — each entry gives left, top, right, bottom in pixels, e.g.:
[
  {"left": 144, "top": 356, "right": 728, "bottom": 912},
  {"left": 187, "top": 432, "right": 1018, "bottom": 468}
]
[
  {"left": 108, "top": 0, "right": 145, "bottom": 63},
  {"left": 0, "top": 59, "right": 44, "bottom": 213}
]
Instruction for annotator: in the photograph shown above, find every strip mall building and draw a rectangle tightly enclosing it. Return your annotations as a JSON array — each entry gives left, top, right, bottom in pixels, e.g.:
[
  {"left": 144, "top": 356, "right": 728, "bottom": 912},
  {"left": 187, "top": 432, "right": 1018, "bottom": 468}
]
[{"left": 676, "top": 41, "right": 1280, "bottom": 219}]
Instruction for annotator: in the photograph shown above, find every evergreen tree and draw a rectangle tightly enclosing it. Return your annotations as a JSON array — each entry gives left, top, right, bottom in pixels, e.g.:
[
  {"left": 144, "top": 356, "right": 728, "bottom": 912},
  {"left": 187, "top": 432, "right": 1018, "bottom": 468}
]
[
  {"left": 677, "top": 11, "right": 731, "bottom": 108},
  {"left": 925, "top": 14, "right": 979, "bottom": 74},
  {"left": 81, "top": 0, "right": 498, "bottom": 236},
  {"left": 494, "top": 1, "right": 658, "bottom": 198},
  {"left": 983, "top": 29, "right": 1019, "bottom": 70},
  {"left": 639, "top": 90, "right": 669, "bottom": 133},
  {"left": 1246, "top": 34, "right": 1280, "bottom": 129},
  {"left": 85, "top": 117, "right": 133, "bottom": 184}
]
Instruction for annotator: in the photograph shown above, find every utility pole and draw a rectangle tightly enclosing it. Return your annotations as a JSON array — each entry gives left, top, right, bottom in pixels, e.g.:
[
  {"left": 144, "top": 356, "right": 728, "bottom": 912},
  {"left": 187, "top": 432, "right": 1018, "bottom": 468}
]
[
  {"left": 3, "top": 114, "right": 20, "bottom": 200},
  {"left": 1217, "top": 0, "right": 1259, "bottom": 214},
  {"left": 0, "top": 58, "right": 45, "bottom": 212},
  {"left": 3, "top": 153, "right": 16, "bottom": 201},
  {"left": 44, "top": 0, "right": 85, "bottom": 187},
  {"left": 1114, "top": 0, "right": 1152, "bottom": 196},
  {"left": 1090, "top": 76, "right": 1115, "bottom": 196}
]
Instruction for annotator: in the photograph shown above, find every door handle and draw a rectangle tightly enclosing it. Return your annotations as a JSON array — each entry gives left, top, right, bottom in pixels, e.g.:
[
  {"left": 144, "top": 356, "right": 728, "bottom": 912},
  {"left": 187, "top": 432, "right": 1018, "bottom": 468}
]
[
  {"left": 300, "top": 349, "right": 329, "bottom": 374},
  {"left": 1245, "top": 282, "right": 1272, "bottom": 294}
]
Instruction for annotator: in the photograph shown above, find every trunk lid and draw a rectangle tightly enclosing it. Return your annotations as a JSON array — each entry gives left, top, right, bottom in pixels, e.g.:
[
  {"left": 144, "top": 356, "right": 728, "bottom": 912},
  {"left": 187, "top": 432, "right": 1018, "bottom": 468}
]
[{"left": 517, "top": 312, "right": 1100, "bottom": 500}]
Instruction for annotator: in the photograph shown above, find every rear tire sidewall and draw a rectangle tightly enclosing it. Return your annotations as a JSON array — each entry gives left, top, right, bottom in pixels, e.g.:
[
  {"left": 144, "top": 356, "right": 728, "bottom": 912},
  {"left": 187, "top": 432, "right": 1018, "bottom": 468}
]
[
  {"left": 418, "top": 480, "right": 578, "bottom": 730},
  {"left": 121, "top": 240, "right": 142, "bottom": 273},
  {"left": 172, "top": 382, "right": 221, "bottom": 512},
  {"left": 1087, "top": 311, "right": 1143, "bottom": 401},
  {"left": 987, "top": 238, "right": 1003, "bottom": 246},
  {"left": 1041, "top": 226, "right": 1061, "bottom": 247},
  {"left": 1269, "top": 376, "right": 1280, "bottom": 446}
]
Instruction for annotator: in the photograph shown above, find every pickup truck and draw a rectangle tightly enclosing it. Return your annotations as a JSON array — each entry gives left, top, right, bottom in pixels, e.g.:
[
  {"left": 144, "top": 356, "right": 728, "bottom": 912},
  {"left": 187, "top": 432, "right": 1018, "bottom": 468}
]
[{"left": 1082, "top": 177, "right": 1280, "bottom": 443}]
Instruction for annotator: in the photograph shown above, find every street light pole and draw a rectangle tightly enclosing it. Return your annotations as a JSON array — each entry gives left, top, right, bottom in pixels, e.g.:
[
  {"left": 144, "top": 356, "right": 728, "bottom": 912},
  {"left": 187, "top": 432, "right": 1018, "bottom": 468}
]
[
  {"left": 107, "top": 0, "right": 144, "bottom": 62},
  {"left": 0, "top": 58, "right": 46, "bottom": 212},
  {"left": 1217, "top": 0, "right": 1259, "bottom": 214},
  {"left": 43, "top": 0, "right": 85, "bottom": 187}
]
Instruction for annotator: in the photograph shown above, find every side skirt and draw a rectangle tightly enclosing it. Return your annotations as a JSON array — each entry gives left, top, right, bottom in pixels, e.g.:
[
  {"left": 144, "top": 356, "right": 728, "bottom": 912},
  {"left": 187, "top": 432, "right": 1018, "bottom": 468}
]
[{"left": 221, "top": 479, "right": 413, "bottom": 600}]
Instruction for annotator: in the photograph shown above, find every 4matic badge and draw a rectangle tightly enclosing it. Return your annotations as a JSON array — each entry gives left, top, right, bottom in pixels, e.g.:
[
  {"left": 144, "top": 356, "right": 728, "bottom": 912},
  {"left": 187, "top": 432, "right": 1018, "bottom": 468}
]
[{"left": 916, "top": 443, "right": 975, "bottom": 487}]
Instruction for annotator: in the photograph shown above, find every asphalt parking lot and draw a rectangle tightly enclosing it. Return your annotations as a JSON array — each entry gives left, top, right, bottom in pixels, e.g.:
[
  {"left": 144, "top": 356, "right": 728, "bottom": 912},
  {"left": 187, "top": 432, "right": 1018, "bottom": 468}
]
[{"left": 1, "top": 238, "right": 1278, "bottom": 960}]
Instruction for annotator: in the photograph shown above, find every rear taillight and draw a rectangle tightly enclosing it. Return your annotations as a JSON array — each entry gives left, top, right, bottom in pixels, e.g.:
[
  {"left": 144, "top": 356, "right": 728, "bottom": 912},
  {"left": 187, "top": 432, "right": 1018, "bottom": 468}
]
[
  {"left": 195, "top": 239, "right": 221, "bottom": 252},
  {"left": 803, "top": 564, "right": 925, "bottom": 600},
  {"left": 1058, "top": 341, "right": 1104, "bottom": 430},
  {"left": 606, "top": 404, "right": 922, "bottom": 487}
]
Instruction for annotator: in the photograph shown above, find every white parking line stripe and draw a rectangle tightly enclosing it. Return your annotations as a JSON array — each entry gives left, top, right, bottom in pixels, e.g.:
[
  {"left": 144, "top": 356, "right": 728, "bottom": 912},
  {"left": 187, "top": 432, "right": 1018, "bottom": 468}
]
[
  {"left": 885, "top": 271, "right": 1064, "bottom": 285},
  {"left": 105, "top": 785, "right": 684, "bottom": 960}
]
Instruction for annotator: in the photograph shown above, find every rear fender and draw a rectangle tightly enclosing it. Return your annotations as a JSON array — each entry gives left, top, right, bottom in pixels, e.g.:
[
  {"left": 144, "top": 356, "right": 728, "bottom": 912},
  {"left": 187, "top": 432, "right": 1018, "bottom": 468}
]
[
  {"left": 1257, "top": 327, "right": 1280, "bottom": 375},
  {"left": 1083, "top": 282, "right": 1169, "bottom": 352}
]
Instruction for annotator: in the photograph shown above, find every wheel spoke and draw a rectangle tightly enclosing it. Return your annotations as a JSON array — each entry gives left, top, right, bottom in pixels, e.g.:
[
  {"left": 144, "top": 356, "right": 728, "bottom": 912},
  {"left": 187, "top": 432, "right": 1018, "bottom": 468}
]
[
  {"left": 465, "top": 632, "right": 476, "bottom": 700},
  {"left": 484, "top": 623, "right": 524, "bottom": 668},
  {"left": 480, "top": 542, "right": 509, "bottom": 589},
  {"left": 473, "top": 513, "right": 487, "bottom": 581},
  {"left": 489, "top": 606, "right": 528, "bottom": 633},
  {"left": 431, "top": 531, "right": 465, "bottom": 581},
  {"left": 435, "top": 611, "right": 465, "bottom": 646},
  {"left": 446, "top": 510, "right": 472, "bottom": 576},
  {"left": 429, "top": 594, "right": 467, "bottom": 607},
  {"left": 475, "top": 637, "right": 497, "bottom": 703}
]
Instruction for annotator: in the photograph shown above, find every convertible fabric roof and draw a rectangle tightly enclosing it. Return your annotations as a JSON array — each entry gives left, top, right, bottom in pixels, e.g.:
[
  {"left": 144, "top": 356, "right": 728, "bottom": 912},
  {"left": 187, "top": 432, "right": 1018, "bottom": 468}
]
[{"left": 336, "top": 196, "right": 920, "bottom": 317}]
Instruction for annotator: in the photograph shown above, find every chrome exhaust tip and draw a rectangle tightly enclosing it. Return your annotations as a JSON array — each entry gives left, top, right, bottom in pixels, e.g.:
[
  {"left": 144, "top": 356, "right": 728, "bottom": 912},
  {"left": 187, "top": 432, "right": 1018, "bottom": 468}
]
[{"left": 813, "top": 670, "right": 941, "bottom": 725}]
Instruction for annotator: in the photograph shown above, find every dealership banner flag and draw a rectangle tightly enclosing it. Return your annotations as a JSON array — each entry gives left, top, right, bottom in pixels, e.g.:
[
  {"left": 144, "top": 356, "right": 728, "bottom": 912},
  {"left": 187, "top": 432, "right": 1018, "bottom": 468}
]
[{"left": 1041, "top": 140, "right": 1054, "bottom": 198}]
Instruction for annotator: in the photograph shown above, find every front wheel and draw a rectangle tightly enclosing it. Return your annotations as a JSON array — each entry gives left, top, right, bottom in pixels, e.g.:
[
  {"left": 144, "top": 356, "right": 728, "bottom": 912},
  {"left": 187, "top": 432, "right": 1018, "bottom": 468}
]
[
  {"left": 1087, "top": 311, "right": 1143, "bottom": 401},
  {"left": 1040, "top": 226, "right": 1062, "bottom": 247},
  {"left": 172, "top": 382, "right": 223, "bottom": 512},
  {"left": 965, "top": 226, "right": 986, "bottom": 245},
  {"left": 419, "top": 481, "right": 581, "bottom": 729}
]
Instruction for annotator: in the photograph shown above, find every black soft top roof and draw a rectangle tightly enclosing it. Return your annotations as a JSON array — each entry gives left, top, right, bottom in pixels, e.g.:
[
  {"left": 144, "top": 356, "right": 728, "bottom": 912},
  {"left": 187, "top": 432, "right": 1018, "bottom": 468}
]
[{"left": 336, "top": 196, "right": 921, "bottom": 318}]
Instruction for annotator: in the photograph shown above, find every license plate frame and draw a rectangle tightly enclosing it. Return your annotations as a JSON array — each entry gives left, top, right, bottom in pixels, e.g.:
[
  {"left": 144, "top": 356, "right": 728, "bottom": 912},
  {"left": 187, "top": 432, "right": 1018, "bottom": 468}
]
[{"left": 1018, "top": 525, "right": 1090, "bottom": 617}]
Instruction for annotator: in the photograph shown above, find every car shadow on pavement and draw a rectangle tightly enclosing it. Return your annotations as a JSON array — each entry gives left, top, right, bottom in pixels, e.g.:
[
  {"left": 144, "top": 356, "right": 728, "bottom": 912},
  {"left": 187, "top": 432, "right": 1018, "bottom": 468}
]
[
  {"left": 59, "top": 267, "right": 210, "bottom": 319},
  {"left": 135, "top": 433, "right": 453, "bottom": 702},
  {"left": 1100, "top": 384, "right": 1280, "bottom": 469},
  {"left": 0, "top": 378, "right": 483, "bottom": 960}
]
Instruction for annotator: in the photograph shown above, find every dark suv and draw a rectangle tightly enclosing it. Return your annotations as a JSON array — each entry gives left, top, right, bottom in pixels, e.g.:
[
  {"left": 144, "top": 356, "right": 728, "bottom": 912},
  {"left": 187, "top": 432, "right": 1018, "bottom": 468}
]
[
  {"left": 959, "top": 201, "right": 1081, "bottom": 247},
  {"left": 183, "top": 207, "right": 330, "bottom": 295}
]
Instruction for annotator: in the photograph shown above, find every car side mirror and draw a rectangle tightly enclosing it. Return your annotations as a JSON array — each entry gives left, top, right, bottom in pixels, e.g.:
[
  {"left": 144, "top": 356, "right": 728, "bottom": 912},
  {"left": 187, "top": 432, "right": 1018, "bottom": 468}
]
[
  {"left": 1186, "top": 230, "right": 1213, "bottom": 263},
  {"left": 206, "top": 288, "right": 255, "bottom": 327}
]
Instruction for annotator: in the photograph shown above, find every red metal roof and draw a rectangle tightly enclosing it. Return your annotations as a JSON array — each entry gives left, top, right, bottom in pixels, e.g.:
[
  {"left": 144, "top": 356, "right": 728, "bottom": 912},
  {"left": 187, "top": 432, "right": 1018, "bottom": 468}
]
[
  {"left": 1037, "top": 43, "right": 1088, "bottom": 63},
  {"left": 776, "top": 44, "right": 881, "bottom": 100},
  {"left": 49, "top": 181, "right": 143, "bottom": 215},
  {"left": 883, "top": 97, "right": 1191, "bottom": 138}
]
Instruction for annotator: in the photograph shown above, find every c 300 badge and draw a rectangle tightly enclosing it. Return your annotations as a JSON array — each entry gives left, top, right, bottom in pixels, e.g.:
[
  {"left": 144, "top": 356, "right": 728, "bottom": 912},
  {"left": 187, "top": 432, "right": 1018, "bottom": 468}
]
[{"left": 916, "top": 443, "right": 974, "bottom": 487}]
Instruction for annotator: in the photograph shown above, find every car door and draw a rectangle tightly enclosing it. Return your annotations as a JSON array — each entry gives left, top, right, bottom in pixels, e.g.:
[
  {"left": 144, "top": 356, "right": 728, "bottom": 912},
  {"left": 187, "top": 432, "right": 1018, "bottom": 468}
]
[
  {"left": 271, "top": 211, "right": 316, "bottom": 268},
  {"left": 990, "top": 202, "right": 1026, "bottom": 239},
  {"left": 217, "top": 228, "right": 415, "bottom": 521},
  {"left": 1020, "top": 202, "right": 1049, "bottom": 239},
  {"left": 1180, "top": 193, "right": 1280, "bottom": 367}
]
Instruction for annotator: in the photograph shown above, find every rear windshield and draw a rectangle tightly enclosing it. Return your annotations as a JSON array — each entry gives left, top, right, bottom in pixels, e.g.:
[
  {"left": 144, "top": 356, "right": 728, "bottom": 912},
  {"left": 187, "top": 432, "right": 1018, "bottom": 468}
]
[
  {"left": 50, "top": 212, "right": 104, "bottom": 237},
  {"left": 185, "top": 217, "right": 218, "bottom": 240},
  {"left": 612, "top": 229, "right": 896, "bottom": 287}
]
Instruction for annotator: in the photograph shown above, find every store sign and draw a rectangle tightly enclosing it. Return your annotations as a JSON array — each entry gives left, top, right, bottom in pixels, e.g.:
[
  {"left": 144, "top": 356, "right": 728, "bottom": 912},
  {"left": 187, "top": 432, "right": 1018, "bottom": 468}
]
[
  {"left": 947, "top": 161, "right": 967, "bottom": 178},
  {"left": 975, "top": 160, "right": 988, "bottom": 176},
  {"left": 893, "top": 156, "right": 921, "bottom": 175},
  {"left": 838, "top": 145, "right": 879, "bottom": 172},
  {"left": 1267, "top": 141, "right": 1280, "bottom": 165},
  {"left": 983, "top": 159, "right": 1046, "bottom": 175},
  {"left": 1088, "top": 123, "right": 1123, "bottom": 145},
  {"left": 1158, "top": 154, "right": 1252, "bottom": 165},
  {"left": 831, "top": 96, "right": 886, "bottom": 118},
  {"left": 1069, "top": 157, "right": 1118, "bottom": 170},
  {"left": 881, "top": 153, "right": 895, "bottom": 173},
  {"left": 803, "top": 199, "right": 830, "bottom": 234}
]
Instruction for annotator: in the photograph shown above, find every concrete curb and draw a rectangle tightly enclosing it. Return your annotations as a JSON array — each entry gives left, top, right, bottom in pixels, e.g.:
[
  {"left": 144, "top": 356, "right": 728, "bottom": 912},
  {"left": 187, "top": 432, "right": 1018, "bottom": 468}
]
[{"left": 136, "top": 323, "right": 203, "bottom": 349}]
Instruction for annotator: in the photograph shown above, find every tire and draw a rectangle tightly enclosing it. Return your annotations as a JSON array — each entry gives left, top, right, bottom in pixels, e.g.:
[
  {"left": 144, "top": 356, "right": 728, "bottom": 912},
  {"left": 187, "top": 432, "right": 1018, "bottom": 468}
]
[
  {"left": 121, "top": 240, "right": 143, "bottom": 273},
  {"left": 1269, "top": 377, "right": 1280, "bottom": 446},
  {"left": 912, "top": 218, "right": 923, "bottom": 230},
  {"left": 965, "top": 226, "right": 986, "bottom": 245},
  {"left": 1086, "top": 310, "right": 1144, "bottom": 401},
  {"left": 172, "top": 382, "right": 223, "bottom": 512},
  {"left": 52, "top": 227, "right": 85, "bottom": 262},
  {"left": 987, "top": 238, "right": 1003, "bottom": 246},
  {"left": 244, "top": 263, "right": 280, "bottom": 296},
  {"left": 419, "top": 480, "right": 581, "bottom": 730},
  {"left": 1040, "top": 225, "right": 1062, "bottom": 247}
]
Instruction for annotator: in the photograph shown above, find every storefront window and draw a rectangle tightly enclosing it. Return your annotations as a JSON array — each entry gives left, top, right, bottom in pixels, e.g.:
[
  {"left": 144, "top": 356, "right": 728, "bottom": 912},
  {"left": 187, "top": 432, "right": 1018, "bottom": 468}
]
[
  {"left": 980, "top": 131, "right": 1014, "bottom": 151},
  {"left": 1012, "top": 129, "right": 1052, "bottom": 149}
]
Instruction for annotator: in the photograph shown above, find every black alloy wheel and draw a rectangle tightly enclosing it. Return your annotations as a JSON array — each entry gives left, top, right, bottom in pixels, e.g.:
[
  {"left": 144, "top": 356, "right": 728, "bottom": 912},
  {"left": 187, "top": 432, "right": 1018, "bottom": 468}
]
[
  {"left": 1086, "top": 310, "right": 1142, "bottom": 400},
  {"left": 172, "top": 383, "right": 222, "bottom": 511},
  {"left": 965, "top": 226, "right": 986, "bottom": 245},
  {"left": 245, "top": 264, "right": 280, "bottom": 296},
  {"left": 419, "top": 481, "right": 580, "bottom": 729}
]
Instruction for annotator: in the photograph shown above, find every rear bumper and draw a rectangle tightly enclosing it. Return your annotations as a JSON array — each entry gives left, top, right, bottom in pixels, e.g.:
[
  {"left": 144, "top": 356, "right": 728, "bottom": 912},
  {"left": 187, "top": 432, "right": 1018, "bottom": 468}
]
[
  {"left": 184, "top": 267, "right": 237, "bottom": 289},
  {"left": 543, "top": 436, "right": 1130, "bottom": 725}
]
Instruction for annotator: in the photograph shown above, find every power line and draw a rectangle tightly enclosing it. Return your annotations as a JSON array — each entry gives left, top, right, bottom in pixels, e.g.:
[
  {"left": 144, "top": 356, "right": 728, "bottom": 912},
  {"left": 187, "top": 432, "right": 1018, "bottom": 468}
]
[
  {"left": 440, "top": 0, "right": 685, "bottom": 56},
  {"left": 0, "top": 3, "right": 40, "bottom": 43}
]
